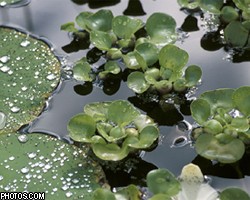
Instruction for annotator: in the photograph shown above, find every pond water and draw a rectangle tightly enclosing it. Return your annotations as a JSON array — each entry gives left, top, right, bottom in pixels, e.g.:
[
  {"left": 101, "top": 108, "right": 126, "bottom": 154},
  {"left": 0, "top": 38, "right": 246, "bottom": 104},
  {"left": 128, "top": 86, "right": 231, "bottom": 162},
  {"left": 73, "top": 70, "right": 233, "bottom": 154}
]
[{"left": 1, "top": 0, "right": 250, "bottom": 193}]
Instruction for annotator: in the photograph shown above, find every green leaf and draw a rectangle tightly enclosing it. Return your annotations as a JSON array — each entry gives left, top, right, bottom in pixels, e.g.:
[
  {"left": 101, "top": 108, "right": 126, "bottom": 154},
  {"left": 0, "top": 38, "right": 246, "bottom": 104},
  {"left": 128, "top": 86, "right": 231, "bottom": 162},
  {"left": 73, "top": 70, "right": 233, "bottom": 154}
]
[
  {"left": 68, "top": 113, "right": 96, "bottom": 143},
  {"left": 75, "top": 11, "right": 93, "bottom": 30},
  {"left": 232, "top": 86, "right": 250, "bottom": 117},
  {"left": 127, "top": 71, "right": 150, "bottom": 93},
  {"left": 204, "top": 119, "right": 223, "bottom": 135},
  {"left": 147, "top": 169, "right": 181, "bottom": 196},
  {"left": 0, "top": 27, "right": 60, "bottom": 134},
  {"left": 159, "top": 44, "right": 189, "bottom": 70},
  {"left": 221, "top": 6, "right": 239, "bottom": 23},
  {"left": 122, "top": 52, "right": 141, "bottom": 70},
  {"left": 146, "top": 13, "right": 177, "bottom": 45},
  {"left": 149, "top": 194, "right": 171, "bottom": 200},
  {"left": 84, "top": 102, "right": 111, "bottom": 121},
  {"left": 173, "top": 78, "right": 187, "bottom": 92},
  {"left": 145, "top": 68, "right": 161, "bottom": 84},
  {"left": 177, "top": 0, "right": 200, "bottom": 9},
  {"left": 199, "top": 0, "right": 224, "bottom": 14},
  {"left": 155, "top": 80, "right": 173, "bottom": 94},
  {"left": 60, "top": 22, "right": 78, "bottom": 32},
  {"left": 99, "top": 61, "right": 121, "bottom": 78},
  {"left": 73, "top": 59, "right": 93, "bottom": 82},
  {"left": 90, "top": 30, "right": 113, "bottom": 51},
  {"left": 107, "top": 100, "right": 140, "bottom": 126},
  {"left": 184, "top": 65, "right": 202, "bottom": 87},
  {"left": 92, "top": 142, "right": 130, "bottom": 161},
  {"left": 126, "top": 125, "right": 159, "bottom": 149},
  {"left": 233, "top": 0, "right": 250, "bottom": 13},
  {"left": 114, "top": 185, "right": 141, "bottom": 200},
  {"left": 104, "top": 61, "right": 121, "bottom": 74},
  {"left": 220, "top": 188, "right": 250, "bottom": 200},
  {"left": 97, "top": 123, "right": 127, "bottom": 142},
  {"left": 83, "top": 9, "right": 113, "bottom": 32},
  {"left": 229, "top": 117, "right": 249, "bottom": 132},
  {"left": 191, "top": 99, "right": 211, "bottom": 125},
  {"left": 92, "top": 188, "right": 116, "bottom": 200},
  {"left": 224, "top": 21, "right": 249, "bottom": 47},
  {"left": 200, "top": 88, "right": 235, "bottom": 114},
  {"left": 135, "top": 42, "right": 159, "bottom": 67},
  {"left": 112, "top": 15, "right": 143, "bottom": 39},
  {"left": 195, "top": 134, "right": 245, "bottom": 163},
  {"left": 0, "top": 133, "right": 106, "bottom": 198}
]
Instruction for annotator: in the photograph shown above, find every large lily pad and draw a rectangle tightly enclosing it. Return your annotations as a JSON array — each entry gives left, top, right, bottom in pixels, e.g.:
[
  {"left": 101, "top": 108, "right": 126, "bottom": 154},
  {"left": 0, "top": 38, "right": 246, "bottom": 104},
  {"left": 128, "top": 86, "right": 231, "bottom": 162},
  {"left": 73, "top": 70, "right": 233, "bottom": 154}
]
[
  {"left": 0, "top": 133, "right": 106, "bottom": 198},
  {"left": 0, "top": 27, "right": 60, "bottom": 134}
]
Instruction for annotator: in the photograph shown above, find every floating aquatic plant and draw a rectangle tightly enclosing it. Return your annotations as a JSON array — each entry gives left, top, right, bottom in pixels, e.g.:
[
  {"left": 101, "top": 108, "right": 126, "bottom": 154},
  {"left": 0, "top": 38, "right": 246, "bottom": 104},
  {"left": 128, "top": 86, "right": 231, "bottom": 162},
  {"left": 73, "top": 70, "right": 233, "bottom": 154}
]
[
  {"left": 68, "top": 100, "right": 159, "bottom": 161},
  {"left": 63, "top": 10, "right": 202, "bottom": 100},
  {"left": 178, "top": 0, "right": 250, "bottom": 50},
  {"left": 0, "top": 27, "right": 60, "bottom": 134},
  {"left": 91, "top": 163, "right": 250, "bottom": 200},
  {"left": 191, "top": 86, "right": 250, "bottom": 163},
  {"left": 127, "top": 44, "right": 202, "bottom": 95},
  {"left": 61, "top": 9, "right": 177, "bottom": 59},
  {"left": 0, "top": 133, "right": 107, "bottom": 198}
]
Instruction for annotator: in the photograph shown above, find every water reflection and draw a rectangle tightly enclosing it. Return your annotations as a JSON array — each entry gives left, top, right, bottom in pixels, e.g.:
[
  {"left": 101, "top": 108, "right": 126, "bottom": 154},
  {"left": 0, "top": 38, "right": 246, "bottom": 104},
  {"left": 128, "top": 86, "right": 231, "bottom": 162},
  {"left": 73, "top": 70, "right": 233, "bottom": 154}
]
[
  {"left": 62, "top": 32, "right": 90, "bottom": 53},
  {"left": 71, "top": 0, "right": 120, "bottom": 8},
  {"left": 123, "top": 0, "right": 146, "bottom": 16},
  {"left": 192, "top": 152, "right": 250, "bottom": 179},
  {"left": 128, "top": 96, "right": 184, "bottom": 126},
  {"left": 180, "top": 15, "right": 199, "bottom": 32},
  {"left": 96, "top": 155, "right": 157, "bottom": 187}
]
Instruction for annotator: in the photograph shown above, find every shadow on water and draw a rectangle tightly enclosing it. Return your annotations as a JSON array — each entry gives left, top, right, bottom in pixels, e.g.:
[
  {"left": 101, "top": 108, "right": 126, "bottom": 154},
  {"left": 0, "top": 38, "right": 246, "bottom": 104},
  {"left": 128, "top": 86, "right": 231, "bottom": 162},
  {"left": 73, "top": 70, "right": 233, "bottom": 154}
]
[
  {"left": 123, "top": 0, "right": 146, "bottom": 16},
  {"left": 71, "top": 0, "right": 120, "bottom": 8},
  {"left": 192, "top": 152, "right": 250, "bottom": 179}
]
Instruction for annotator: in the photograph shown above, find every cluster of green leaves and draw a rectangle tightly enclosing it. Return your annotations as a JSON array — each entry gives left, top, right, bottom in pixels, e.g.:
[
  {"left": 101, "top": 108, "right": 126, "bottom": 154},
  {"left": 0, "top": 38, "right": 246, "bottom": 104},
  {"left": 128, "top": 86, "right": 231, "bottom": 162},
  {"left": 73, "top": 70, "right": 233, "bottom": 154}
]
[
  {"left": 191, "top": 86, "right": 250, "bottom": 163},
  {"left": 61, "top": 9, "right": 177, "bottom": 59},
  {"left": 67, "top": 100, "right": 159, "bottom": 161},
  {"left": 126, "top": 44, "right": 202, "bottom": 94},
  {"left": 178, "top": 0, "right": 250, "bottom": 49},
  {"left": 91, "top": 163, "right": 250, "bottom": 200},
  {"left": 62, "top": 9, "right": 202, "bottom": 97}
]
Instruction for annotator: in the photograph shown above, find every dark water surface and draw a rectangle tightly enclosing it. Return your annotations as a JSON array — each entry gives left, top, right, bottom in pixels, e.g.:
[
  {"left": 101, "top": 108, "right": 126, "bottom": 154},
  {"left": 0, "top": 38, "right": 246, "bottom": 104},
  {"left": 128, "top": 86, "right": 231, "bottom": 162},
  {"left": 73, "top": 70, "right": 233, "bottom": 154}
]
[{"left": 1, "top": 0, "right": 250, "bottom": 193}]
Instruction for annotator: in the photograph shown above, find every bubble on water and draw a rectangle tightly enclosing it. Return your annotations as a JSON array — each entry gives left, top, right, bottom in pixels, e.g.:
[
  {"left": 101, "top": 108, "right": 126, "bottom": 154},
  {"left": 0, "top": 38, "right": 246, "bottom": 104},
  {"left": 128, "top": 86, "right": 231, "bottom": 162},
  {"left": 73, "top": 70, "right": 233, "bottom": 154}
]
[
  {"left": 0, "top": 112, "right": 6, "bottom": 129},
  {"left": 0, "top": 56, "right": 9, "bottom": 63},
  {"left": 18, "top": 134, "right": 28, "bottom": 143},
  {"left": 20, "top": 40, "right": 30, "bottom": 47},
  {"left": 171, "top": 136, "right": 188, "bottom": 148}
]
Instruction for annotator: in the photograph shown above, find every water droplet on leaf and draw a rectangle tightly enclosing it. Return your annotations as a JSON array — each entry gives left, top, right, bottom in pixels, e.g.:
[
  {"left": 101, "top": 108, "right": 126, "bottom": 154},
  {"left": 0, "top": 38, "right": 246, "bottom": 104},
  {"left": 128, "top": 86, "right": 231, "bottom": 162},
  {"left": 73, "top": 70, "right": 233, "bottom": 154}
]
[
  {"left": 20, "top": 40, "right": 31, "bottom": 47},
  {"left": 0, "top": 56, "right": 9, "bottom": 63},
  {"left": 18, "top": 134, "right": 28, "bottom": 143}
]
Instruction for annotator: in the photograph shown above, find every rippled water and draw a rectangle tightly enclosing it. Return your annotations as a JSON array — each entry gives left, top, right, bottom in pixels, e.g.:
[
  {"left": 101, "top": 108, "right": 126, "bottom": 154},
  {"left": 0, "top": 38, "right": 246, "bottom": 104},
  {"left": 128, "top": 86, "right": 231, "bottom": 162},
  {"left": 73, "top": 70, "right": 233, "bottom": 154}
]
[{"left": 1, "top": 0, "right": 250, "bottom": 193}]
